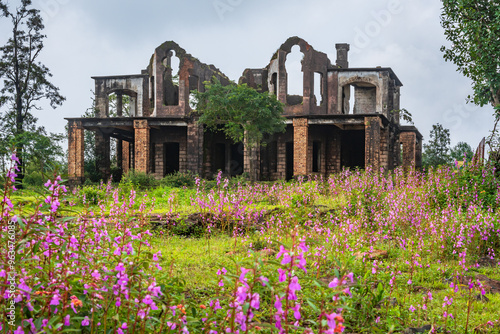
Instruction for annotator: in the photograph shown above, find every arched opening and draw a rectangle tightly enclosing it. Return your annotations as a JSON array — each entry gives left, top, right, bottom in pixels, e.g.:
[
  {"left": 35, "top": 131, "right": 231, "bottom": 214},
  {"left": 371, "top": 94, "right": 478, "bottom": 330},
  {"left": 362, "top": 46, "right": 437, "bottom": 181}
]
[
  {"left": 285, "top": 45, "right": 303, "bottom": 106},
  {"left": 342, "top": 85, "right": 353, "bottom": 114},
  {"left": 108, "top": 92, "right": 132, "bottom": 117},
  {"left": 189, "top": 75, "right": 199, "bottom": 109},
  {"left": 271, "top": 72, "right": 278, "bottom": 96},
  {"left": 163, "top": 50, "right": 180, "bottom": 106},
  {"left": 314, "top": 72, "right": 323, "bottom": 106}
]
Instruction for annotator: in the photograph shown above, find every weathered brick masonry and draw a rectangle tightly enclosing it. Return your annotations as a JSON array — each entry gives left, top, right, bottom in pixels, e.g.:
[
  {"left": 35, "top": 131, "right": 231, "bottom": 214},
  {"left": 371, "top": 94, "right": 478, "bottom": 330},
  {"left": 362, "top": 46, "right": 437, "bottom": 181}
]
[{"left": 66, "top": 37, "right": 422, "bottom": 184}]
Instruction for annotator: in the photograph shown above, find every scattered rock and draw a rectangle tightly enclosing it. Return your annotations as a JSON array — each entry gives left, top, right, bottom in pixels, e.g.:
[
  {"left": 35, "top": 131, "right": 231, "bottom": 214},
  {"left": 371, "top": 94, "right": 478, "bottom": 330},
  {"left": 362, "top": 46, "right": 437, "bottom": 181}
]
[
  {"left": 354, "top": 249, "right": 388, "bottom": 260},
  {"left": 475, "top": 294, "right": 490, "bottom": 302},
  {"left": 318, "top": 275, "right": 357, "bottom": 287},
  {"left": 475, "top": 274, "right": 500, "bottom": 294},
  {"left": 403, "top": 324, "right": 432, "bottom": 333},
  {"left": 258, "top": 249, "right": 276, "bottom": 257},
  {"left": 474, "top": 320, "right": 500, "bottom": 333},
  {"left": 445, "top": 274, "right": 500, "bottom": 294},
  {"left": 477, "top": 256, "right": 498, "bottom": 268},
  {"left": 412, "top": 285, "right": 427, "bottom": 293}
]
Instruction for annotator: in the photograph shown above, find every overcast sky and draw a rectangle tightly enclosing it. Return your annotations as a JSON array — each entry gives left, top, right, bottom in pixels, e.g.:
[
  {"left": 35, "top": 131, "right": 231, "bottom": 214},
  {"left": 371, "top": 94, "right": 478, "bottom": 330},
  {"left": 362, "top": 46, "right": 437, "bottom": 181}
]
[{"left": 0, "top": 0, "right": 495, "bottom": 149}]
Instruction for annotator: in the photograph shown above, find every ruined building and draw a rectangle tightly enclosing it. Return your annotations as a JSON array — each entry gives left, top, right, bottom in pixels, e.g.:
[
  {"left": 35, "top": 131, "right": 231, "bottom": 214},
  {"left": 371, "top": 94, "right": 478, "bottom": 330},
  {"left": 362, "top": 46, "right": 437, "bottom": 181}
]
[{"left": 67, "top": 37, "right": 422, "bottom": 185}]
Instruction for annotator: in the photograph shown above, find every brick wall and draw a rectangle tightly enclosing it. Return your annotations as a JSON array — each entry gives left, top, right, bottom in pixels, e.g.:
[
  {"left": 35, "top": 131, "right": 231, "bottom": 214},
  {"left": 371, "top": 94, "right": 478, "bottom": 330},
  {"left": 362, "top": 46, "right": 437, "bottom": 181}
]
[
  {"left": 68, "top": 120, "right": 84, "bottom": 185},
  {"left": 95, "top": 130, "right": 111, "bottom": 180},
  {"left": 364, "top": 117, "right": 381, "bottom": 169},
  {"left": 134, "top": 120, "right": 150, "bottom": 174},
  {"left": 354, "top": 87, "right": 376, "bottom": 114},
  {"left": 187, "top": 121, "right": 204, "bottom": 175},
  {"left": 380, "top": 126, "right": 389, "bottom": 170},
  {"left": 122, "top": 141, "right": 130, "bottom": 174},
  {"left": 401, "top": 132, "right": 416, "bottom": 169},
  {"left": 326, "top": 128, "right": 341, "bottom": 174},
  {"left": 293, "top": 118, "right": 309, "bottom": 176}
]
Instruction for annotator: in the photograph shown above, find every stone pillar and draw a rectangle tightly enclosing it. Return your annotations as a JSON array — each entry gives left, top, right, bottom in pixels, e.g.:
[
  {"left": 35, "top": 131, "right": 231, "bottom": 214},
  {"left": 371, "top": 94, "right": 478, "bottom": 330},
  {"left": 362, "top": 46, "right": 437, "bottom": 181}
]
[
  {"left": 68, "top": 120, "right": 84, "bottom": 186},
  {"left": 134, "top": 120, "right": 150, "bottom": 174},
  {"left": 244, "top": 140, "right": 260, "bottom": 181},
  {"left": 95, "top": 130, "right": 111, "bottom": 180},
  {"left": 365, "top": 117, "right": 381, "bottom": 169},
  {"left": 187, "top": 121, "right": 204, "bottom": 175},
  {"left": 116, "top": 93, "right": 123, "bottom": 116},
  {"left": 116, "top": 94, "right": 123, "bottom": 169},
  {"left": 122, "top": 141, "right": 130, "bottom": 175},
  {"left": 380, "top": 126, "right": 389, "bottom": 170},
  {"left": 326, "top": 127, "right": 341, "bottom": 174},
  {"left": 401, "top": 132, "right": 416, "bottom": 169},
  {"left": 293, "top": 118, "right": 309, "bottom": 176}
]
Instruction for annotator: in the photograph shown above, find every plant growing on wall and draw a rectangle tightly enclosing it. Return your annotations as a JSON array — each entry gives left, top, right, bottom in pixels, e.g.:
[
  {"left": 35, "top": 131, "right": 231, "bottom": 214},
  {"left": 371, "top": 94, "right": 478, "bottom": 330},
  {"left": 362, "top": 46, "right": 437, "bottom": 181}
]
[{"left": 193, "top": 80, "right": 286, "bottom": 182}]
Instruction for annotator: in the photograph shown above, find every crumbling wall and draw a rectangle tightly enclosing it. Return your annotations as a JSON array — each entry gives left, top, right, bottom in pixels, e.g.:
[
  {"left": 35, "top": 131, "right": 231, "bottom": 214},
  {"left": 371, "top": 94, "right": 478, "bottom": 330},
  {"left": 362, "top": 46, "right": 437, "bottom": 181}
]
[
  {"left": 149, "top": 41, "right": 231, "bottom": 118},
  {"left": 354, "top": 86, "right": 377, "bottom": 114}
]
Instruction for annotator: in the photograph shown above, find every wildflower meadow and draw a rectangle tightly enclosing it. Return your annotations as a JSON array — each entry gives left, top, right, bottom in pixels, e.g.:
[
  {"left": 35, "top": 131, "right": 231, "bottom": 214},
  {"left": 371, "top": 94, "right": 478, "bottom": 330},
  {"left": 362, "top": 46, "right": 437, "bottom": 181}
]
[{"left": 1, "top": 154, "right": 500, "bottom": 333}]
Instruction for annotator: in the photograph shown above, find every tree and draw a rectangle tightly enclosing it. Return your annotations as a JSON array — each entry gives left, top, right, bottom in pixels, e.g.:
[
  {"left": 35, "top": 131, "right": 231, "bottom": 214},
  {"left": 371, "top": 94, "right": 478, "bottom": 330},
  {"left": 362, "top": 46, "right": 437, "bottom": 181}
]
[
  {"left": 450, "top": 141, "right": 474, "bottom": 162},
  {"left": 441, "top": 1, "right": 500, "bottom": 108},
  {"left": 193, "top": 80, "right": 286, "bottom": 182},
  {"left": 440, "top": 1, "right": 500, "bottom": 146},
  {"left": 423, "top": 123, "right": 452, "bottom": 167},
  {"left": 0, "top": 0, "right": 65, "bottom": 183}
]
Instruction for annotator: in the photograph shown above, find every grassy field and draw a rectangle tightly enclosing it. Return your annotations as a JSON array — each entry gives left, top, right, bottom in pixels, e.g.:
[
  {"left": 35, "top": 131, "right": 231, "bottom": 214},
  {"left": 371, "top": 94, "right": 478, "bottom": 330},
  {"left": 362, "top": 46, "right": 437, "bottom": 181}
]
[{"left": 1, "top": 165, "right": 500, "bottom": 333}]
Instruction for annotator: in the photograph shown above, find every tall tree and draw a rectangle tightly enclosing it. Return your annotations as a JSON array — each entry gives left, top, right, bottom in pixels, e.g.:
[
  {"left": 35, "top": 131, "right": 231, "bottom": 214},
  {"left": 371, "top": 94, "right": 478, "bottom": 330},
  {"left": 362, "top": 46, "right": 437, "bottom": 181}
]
[
  {"left": 440, "top": 1, "right": 500, "bottom": 145},
  {"left": 0, "top": 0, "right": 65, "bottom": 182},
  {"left": 193, "top": 80, "right": 286, "bottom": 182},
  {"left": 450, "top": 141, "right": 474, "bottom": 162},
  {"left": 423, "top": 123, "right": 452, "bottom": 167}
]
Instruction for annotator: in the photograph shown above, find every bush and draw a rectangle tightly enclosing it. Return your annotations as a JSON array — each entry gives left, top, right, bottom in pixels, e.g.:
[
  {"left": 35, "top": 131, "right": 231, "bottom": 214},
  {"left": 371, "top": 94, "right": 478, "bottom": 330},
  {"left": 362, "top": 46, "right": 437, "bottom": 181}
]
[
  {"left": 110, "top": 165, "right": 123, "bottom": 183},
  {"left": 22, "top": 171, "right": 45, "bottom": 187},
  {"left": 121, "top": 170, "right": 158, "bottom": 189},
  {"left": 79, "top": 185, "right": 106, "bottom": 205},
  {"left": 161, "top": 171, "right": 196, "bottom": 188}
]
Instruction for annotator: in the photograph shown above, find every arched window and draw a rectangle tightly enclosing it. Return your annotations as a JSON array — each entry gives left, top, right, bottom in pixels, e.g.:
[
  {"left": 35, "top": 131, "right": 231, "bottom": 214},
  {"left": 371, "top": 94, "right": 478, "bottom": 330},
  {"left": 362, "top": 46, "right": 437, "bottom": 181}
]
[
  {"left": 163, "top": 50, "right": 180, "bottom": 106},
  {"left": 314, "top": 72, "right": 323, "bottom": 106},
  {"left": 285, "top": 45, "right": 303, "bottom": 105}
]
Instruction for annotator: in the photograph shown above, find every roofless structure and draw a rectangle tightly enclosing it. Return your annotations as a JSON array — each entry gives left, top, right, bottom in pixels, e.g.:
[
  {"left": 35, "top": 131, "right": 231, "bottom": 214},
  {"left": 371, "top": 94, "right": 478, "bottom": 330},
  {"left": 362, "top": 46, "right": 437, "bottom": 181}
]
[{"left": 67, "top": 37, "right": 422, "bottom": 185}]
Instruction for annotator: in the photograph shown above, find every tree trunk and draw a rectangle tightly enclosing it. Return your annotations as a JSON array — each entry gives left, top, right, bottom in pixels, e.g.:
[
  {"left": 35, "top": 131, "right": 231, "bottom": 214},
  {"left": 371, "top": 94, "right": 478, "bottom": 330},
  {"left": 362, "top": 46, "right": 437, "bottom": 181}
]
[{"left": 15, "top": 92, "right": 25, "bottom": 188}]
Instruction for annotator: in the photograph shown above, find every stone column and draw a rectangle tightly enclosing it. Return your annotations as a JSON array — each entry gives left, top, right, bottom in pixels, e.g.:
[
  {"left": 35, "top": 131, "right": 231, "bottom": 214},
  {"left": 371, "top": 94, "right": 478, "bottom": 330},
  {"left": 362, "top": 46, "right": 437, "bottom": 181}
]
[
  {"left": 122, "top": 141, "right": 130, "bottom": 175},
  {"left": 95, "top": 130, "right": 111, "bottom": 180},
  {"left": 293, "top": 118, "right": 309, "bottom": 176},
  {"left": 134, "top": 120, "right": 150, "bottom": 174},
  {"left": 187, "top": 120, "right": 203, "bottom": 175},
  {"left": 365, "top": 117, "right": 381, "bottom": 169},
  {"left": 244, "top": 140, "right": 260, "bottom": 181},
  {"left": 116, "top": 93, "right": 123, "bottom": 169},
  {"left": 68, "top": 120, "right": 84, "bottom": 186},
  {"left": 401, "top": 132, "right": 416, "bottom": 169},
  {"left": 326, "top": 127, "right": 341, "bottom": 174}
]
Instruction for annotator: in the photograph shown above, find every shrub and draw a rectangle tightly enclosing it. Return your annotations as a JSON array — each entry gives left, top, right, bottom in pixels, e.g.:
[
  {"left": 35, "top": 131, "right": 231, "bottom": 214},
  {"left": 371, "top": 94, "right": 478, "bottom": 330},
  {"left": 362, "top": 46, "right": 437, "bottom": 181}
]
[
  {"left": 22, "top": 171, "right": 45, "bottom": 187},
  {"left": 121, "top": 170, "right": 158, "bottom": 189},
  {"left": 79, "top": 185, "right": 106, "bottom": 205},
  {"left": 161, "top": 171, "right": 196, "bottom": 188}
]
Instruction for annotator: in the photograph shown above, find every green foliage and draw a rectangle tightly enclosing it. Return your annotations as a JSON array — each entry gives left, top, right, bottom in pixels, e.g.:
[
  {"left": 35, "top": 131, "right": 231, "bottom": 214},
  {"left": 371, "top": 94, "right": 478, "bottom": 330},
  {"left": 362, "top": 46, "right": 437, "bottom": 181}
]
[
  {"left": 0, "top": 0, "right": 65, "bottom": 182},
  {"left": 193, "top": 80, "right": 286, "bottom": 181},
  {"left": 450, "top": 141, "right": 474, "bottom": 162},
  {"left": 193, "top": 80, "right": 286, "bottom": 147},
  {"left": 423, "top": 123, "right": 452, "bottom": 167},
  {"left": 161, "top": 171, "right": 196, "bottom": 188},
  {"left": 22, "top": 170, "right": 45, "bottom": 187},
  {"left": 79, "top": 185, "right": 106, "bottom": 205},
  {"left": 441, "top": 0, "right": 500, "bottom": 108},
  {"left": 121, "top": 170, "right": 158, "bottom": 189}
]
